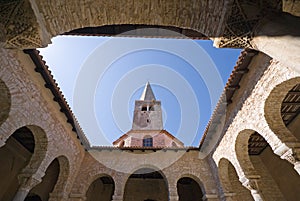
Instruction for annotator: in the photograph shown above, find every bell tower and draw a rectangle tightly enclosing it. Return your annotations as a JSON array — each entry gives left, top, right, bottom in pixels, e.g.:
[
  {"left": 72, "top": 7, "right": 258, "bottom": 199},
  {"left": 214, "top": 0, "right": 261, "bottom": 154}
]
[
  {"left": 132, "top": 82, "right": 163, "bottom": 130},
  {"left": 113, "top": 82, "right": 183, "bottom": 148}
]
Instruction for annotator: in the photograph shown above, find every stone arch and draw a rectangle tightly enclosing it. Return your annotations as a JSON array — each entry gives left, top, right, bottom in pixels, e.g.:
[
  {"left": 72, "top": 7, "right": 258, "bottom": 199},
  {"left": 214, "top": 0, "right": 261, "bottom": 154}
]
[
  {"left": 176, "top": 173, "right": 205, "bottom": 196},
  {"left": 0, "top": 78, "right": 11, "bottom": 135},
  {"left": 124, "top": 167, "right": 168, "bottom": 201},
  {"left": 218, "top": 158, "right": 253, "bottom": 201},
  {"left": 236, "top": 130, "right": 300, "bottom": 200},
  {"left": 176, "top": 175, "right": 205, "bottom": 201},
  {"left": 264, "top": 77, "right": 300, "bottom": 143},
  {"left": 0, "top": 126, "right": 35, "bottom": 200},
  {"left": 235, "top": 129, "right": 259, "bottom": 177},
  {"left": 18, "top": 125, "right": 48, "bottom": 176},
  {"left": 126, "top": 164, "right": 169, "bottom": 183},
  {"left": 48, "top": 155, "right": 70, "bottom": 200},
  {"left": 32, "top": 1, "right": 222, "bottom": 43},
  {"left": 86, "top": 174, "right": 115, "bottom": 201}
]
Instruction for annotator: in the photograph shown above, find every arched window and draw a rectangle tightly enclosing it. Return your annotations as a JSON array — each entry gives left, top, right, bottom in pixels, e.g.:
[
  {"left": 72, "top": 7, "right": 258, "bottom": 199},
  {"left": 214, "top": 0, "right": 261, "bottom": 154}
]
[{"left": 143, "top": 136, "right": 153, "bottom": 147}]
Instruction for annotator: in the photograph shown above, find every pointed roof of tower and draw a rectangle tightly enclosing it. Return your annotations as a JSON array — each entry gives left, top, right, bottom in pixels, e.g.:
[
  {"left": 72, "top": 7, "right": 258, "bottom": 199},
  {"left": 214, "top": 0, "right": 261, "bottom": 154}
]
[{"left": 140, "top": 82, "right": 156, "bottom": 101}]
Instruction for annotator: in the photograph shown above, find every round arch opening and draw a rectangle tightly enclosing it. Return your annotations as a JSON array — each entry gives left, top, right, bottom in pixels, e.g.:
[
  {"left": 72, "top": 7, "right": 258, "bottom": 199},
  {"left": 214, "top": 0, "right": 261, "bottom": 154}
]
[
  {"left": 264, "top": 77, "right": 300, "bottom": 143},
  {"left": 0, "top": 126, "right": 34, "bottom": 200},
  {"left": 177, "top": 177, "right": 204, "bottom": 201},
  {"left": 124, "top": 168, "right": 168, "bottom": 201},
  {"left": 25, "top": 158, "right": 60, "bottom": 201},
  {"left": 86, "top": 175, "right": 115, "bottom": 201},
  {"left": 237, "top": 130, "right": 300, "bottom": 201},
  {"left": 63, "top": 24, "right": 208, "bottom": 40},
  {"left": 218, "top": 158, "right": 253, "bottom": 201}
]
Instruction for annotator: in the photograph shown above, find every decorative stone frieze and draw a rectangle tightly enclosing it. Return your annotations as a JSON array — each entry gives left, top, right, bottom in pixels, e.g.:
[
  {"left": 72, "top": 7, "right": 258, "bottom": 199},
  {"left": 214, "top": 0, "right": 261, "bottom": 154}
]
[{"left": 0, "top": 0, "right": 49, "bottom": 49}]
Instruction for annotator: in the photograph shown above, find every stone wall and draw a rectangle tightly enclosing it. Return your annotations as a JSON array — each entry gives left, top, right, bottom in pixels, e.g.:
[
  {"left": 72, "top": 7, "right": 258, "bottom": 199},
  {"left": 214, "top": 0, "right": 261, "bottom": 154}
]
[
  {"left": 0, "top": 48, "right": 86, "bottom": 200},
  {"left": 212, "top": 52, "right": 300, "bottom": 199},
  {"left": 70, "top": 150, "right": 218, "bottom": 200}
]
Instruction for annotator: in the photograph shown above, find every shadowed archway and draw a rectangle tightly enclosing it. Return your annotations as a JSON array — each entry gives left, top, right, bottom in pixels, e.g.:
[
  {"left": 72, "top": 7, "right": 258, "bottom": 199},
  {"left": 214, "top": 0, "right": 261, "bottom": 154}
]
[
  {"left": 0, "top": 127, "right": 35, "bottom": 200},
  {"left": 218, "top": 158, "right": 253, "bottom": 201},
  {"left": 86, "top": 175, "right": 115, "bottom": 201},
  {"left": 177, "top": 177, "right": 204, "bottom": 201},
  {"left": 25, "top": 158, "right": 60, "bottom": 201},
  {"left": 124, "top": 168, "right": 168, "bottom": 201}
]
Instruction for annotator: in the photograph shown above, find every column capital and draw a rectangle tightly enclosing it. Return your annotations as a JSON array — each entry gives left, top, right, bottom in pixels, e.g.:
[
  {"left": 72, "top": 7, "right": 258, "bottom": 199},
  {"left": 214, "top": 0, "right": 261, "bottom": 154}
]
[
  {"left": 240, "top": 175, "right": 261, "bottom": 191},
  {"left": 274, "top": 143, "right": 300, "bottom": 167},
  {"left": 18, "top": 174, "right": 41, "bottom": 191},
  {"left": 240, "top": 175, "right": 265, "bottom": 201}
]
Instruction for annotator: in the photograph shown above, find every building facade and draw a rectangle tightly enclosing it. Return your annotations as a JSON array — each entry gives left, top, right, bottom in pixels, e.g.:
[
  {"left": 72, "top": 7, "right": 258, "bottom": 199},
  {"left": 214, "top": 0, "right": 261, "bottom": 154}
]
[{"left": 0, "top": 1, "right": 300, "bottom": 201}]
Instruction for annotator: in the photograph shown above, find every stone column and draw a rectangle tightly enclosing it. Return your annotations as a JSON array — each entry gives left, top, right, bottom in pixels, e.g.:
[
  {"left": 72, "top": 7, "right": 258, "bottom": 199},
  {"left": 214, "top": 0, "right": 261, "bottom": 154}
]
[
  {"left": 240, "top": 175, "right": 264, "bottom": 201},
  {"left": 12, "top": 171, "right": 44, "bottom": 201},
  {"left": 202, "top": 194, "right": 219, "bottom": 201},
  {"left": 168, "top": 181, "right": 179, "bottom": 201},
  {"left": 112, "top": 176, "right": 125, "bottom": 201},
  {"left": 251, "top": 12, "right": 300, "bottom": 73}
]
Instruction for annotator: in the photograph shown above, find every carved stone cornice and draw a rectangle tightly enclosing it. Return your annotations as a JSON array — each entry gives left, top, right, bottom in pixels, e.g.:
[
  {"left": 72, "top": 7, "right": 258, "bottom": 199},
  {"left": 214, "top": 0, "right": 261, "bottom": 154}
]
[{"left": 214, "top": 0, "right": 282, "bottom": 49}]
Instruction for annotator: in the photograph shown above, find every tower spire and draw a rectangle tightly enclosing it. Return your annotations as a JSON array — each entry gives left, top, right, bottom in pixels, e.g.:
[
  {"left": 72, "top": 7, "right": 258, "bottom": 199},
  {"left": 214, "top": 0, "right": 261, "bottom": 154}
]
[{"left": 140, "top": 82, "right": 156, "bottom": 101}]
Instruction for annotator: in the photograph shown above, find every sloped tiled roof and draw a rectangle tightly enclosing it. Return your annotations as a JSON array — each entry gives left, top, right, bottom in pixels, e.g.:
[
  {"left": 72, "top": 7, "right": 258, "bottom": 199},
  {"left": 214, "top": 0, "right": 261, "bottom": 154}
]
[{"left": 24, "top": 49, "right": 90, "bottom": 150}]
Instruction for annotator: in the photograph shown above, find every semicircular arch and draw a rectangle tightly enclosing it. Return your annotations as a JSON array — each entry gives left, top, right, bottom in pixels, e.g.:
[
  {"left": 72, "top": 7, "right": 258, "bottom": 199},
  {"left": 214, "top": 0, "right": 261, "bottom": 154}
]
[
  {"left": 218, "top": 158, "right": 253, "bottom": 201},
  {"left": 35, "top": 1, "right": 221, "bottom": 41},
  {"left": 20, "top": 125, "right": 48, "bottom": 173},
  {"left": 176, "top": 173, "right": 206, "bottom": 195},
  {"left": 49, "top": 155, "right": 70, "bottom": 199},
  {"left": 235, "top": 129, "right": 260, "bottom": 177},
  {"left": 264, "top": 77, "right": 300, "bottom": 143}
]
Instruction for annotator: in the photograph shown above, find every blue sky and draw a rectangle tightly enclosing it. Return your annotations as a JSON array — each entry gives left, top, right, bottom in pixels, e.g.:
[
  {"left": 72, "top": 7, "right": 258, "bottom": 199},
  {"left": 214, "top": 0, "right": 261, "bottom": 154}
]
[{"left": 38, "top": 36, "right": 241, "bottom": 146}]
